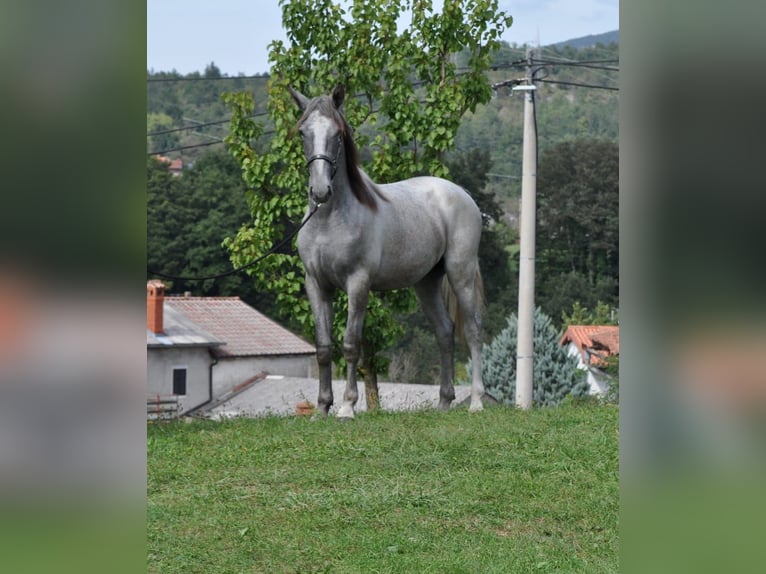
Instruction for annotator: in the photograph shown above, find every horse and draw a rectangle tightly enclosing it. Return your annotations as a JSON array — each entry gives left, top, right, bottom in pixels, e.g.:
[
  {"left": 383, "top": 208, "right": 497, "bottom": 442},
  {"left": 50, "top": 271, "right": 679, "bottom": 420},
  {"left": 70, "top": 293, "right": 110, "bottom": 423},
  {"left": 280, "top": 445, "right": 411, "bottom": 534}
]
[{"left": 289, "top": 84, "right": 485, "bottom": 419}]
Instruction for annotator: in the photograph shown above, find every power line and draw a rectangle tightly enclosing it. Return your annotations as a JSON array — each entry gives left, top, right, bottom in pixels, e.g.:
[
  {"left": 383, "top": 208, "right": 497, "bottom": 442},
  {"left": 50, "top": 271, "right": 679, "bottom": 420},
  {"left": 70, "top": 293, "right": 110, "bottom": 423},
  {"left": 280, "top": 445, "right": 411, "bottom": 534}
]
[
  {"left": 149, "top": 140, "right": 224, "bottom": 155},
  {"left": 148, "top": 51, "right": 617, "bottom": 155},
  {"left": 533, "top": 58, "right": 618, "bottom": 65},
  {"left": 532, "top": 59, "right": 619, "bottom": 72},
  {"left": 149, "top": 129, "right": 276, "bottom": 156},
  {"left": 147, "top": 112, "right": 269, "bottom": 137},
  {"left": 535, "top": 78, "right": 619, "bottom": 91},
  {"left": 147, "top": 74, "right": 269, "bottom": 83}
]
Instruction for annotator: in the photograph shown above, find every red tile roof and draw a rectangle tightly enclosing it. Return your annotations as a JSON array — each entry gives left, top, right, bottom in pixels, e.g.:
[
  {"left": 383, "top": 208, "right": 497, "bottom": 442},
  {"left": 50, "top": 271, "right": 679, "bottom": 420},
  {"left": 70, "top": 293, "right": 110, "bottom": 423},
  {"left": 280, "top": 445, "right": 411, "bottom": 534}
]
[
  {"left": 560, "top": 325, "right": 619, "bottom": 366},
  {"left": 165, "top": 296, "right": 315, "bottom": 358}
]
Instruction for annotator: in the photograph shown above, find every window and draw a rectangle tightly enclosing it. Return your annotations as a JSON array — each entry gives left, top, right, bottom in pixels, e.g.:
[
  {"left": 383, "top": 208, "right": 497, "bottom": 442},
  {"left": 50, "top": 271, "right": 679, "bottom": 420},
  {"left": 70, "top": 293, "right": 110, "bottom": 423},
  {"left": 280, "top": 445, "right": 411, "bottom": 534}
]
[{"left": 172, "top": 368, "right": 187, "bottom": 396}]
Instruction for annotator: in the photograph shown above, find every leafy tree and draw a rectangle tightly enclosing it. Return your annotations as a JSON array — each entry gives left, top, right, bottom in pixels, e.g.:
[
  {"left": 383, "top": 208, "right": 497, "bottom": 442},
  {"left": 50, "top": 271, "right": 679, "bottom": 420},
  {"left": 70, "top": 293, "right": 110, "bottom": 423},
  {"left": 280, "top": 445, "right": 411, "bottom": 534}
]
[
  {"left": 561, "top": 300, "right": 618, "bottom": 328},
  {"left": 535, "top": 139, "right": 619, "bottom": 324},
  {"left": 147, "top": 157, "right": 188, "bottom": 279},
  {"left": 147, "top": 113, "right": 179, "bottom": 155},
  {"left": 147, "top": 151, "right": 264, "bottom": 308},
  {"left": 470, "top": 307, "right": 588, "bottom": 406},
  {"left": 445, "top": 147, "right": 517, "bottom": 341},
  {"left": 446, "top": 147, "right": 501, "bottom": 224},
  {"left": 223, "top": 0, "right": 512, "bottom": 409}
]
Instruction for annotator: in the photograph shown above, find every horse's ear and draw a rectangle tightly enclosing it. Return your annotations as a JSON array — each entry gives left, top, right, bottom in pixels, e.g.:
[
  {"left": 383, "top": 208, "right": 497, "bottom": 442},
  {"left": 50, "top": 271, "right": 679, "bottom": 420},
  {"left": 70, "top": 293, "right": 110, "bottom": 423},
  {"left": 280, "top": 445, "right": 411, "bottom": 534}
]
[
  {"left": 332, "top": 84, "right": 345, "bottom": 110},
  {"left": 288, "top": 86, "right": 309, "bottom": 111}
]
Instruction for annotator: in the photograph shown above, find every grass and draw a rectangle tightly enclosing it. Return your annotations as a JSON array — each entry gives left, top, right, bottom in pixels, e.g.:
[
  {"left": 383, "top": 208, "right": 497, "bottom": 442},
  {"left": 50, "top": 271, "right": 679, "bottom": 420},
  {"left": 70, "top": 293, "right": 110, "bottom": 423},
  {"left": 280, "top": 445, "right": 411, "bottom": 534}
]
[{"left": 147, "top": 402, "right": 618, "bottom": 573}]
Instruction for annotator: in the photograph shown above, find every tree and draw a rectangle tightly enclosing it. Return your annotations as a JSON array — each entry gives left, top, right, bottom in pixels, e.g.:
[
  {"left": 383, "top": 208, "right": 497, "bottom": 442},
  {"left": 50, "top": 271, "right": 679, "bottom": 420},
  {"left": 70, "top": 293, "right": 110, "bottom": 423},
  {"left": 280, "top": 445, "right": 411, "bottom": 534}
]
[
  {"left": 445, "top": 147, "right": 516, "bottom": 340},
  {"left": 147, "top": 156, "right": 187, "bottom": 280},
  {"left": 147, "top": 112, "right": 180, "bottom": 155},
  {"left": 224, "top": 0, "right": 513, "bottom": 409},
  {"left": 147, "top": 151, "right": 264, "bottom": 308},
  {"left": 561, "top": 300, "right": 618, "bottom": 328},
  {"left": 535, "top": 139, "right": 619, "bottom": 324},
  {"left": 470, "top": 307, "right": 589, "bottom": 407}
]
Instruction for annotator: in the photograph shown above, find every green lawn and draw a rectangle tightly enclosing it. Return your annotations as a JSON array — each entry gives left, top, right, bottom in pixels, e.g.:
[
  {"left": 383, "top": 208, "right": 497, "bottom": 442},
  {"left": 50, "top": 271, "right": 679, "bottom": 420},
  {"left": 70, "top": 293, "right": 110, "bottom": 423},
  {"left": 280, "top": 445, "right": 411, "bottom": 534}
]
[{"left": 147, "top": 403, "right": 618, "bottom": 573}]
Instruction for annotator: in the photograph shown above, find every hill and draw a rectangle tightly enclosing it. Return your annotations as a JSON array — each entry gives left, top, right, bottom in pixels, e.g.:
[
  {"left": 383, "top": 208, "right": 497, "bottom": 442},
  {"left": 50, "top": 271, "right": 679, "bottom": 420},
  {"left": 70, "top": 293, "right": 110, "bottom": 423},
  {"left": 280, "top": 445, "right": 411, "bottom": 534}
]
[
  {"left": 553, "top": 29, "right": 619, "bottom": 49},
  {"left": 146, "top": 40, "right": 619, "bottom": 186}
]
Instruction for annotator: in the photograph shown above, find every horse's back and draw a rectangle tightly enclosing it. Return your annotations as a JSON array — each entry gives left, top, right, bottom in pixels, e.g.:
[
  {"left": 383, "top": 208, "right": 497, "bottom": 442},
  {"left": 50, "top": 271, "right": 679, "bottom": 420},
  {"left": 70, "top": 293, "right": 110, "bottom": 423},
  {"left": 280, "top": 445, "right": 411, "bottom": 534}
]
[{"left": 380, "top": 175, "right": 481, "bottom": 226}]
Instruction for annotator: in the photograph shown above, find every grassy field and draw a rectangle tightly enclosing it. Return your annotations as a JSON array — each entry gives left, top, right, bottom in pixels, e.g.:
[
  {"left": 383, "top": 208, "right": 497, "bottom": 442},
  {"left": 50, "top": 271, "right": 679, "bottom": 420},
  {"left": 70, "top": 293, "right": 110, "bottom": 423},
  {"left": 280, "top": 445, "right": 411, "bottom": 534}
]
[{"left": 147, "top": 402, "right": 618, "bottom": 573}]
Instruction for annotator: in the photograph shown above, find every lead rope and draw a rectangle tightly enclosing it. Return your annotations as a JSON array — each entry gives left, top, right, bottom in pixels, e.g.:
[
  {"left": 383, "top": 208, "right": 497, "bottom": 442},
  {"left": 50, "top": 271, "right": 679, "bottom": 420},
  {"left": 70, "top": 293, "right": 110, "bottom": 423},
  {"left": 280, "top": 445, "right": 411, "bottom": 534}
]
[{"left": 146, "top": 203, "right": 320, "bottom": 282}]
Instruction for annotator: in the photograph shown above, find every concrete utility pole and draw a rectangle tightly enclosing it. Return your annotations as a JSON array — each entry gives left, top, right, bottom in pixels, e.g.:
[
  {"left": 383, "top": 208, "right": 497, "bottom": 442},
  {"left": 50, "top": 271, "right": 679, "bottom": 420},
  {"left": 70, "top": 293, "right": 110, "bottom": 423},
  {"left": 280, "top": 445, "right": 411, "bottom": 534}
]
[{"left": 513, "top": 47, "right": 537, "bottom": 410}]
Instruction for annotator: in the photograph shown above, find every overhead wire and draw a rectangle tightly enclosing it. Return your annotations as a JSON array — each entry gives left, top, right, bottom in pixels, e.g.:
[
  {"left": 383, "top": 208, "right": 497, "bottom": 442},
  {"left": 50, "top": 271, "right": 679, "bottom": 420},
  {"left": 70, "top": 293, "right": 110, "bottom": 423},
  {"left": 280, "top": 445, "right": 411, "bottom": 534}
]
[
  {"left": 147, "top": 111, "right": 269, "bottom": 137},
  {"left": 147, "top": 74, "right": 269, "bottom": 83},
  {"left": 535, "top": 78, "right": 618, "bottom": 91},
  {"left": 147, "top": 48, "right": 618, "bottom": 156}
]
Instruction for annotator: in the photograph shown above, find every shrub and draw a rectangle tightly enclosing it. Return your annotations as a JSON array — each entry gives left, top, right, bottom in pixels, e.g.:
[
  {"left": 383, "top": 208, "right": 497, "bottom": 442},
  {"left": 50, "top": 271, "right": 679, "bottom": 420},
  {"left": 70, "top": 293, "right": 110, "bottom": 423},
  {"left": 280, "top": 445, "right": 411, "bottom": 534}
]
[{"left": 471, "top": 307, "right": 589, "bottom": 406}]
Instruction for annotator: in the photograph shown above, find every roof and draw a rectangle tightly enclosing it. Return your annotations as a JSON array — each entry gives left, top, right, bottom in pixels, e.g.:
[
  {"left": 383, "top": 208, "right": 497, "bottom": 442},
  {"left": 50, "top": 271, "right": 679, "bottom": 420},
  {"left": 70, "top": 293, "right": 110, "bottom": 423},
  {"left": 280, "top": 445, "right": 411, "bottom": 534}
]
[
  {"left": 164, "top": 296, "right": 315, "bottom": 358},
  {"left": 147, "top": 304, "right": 223, "bottom": 348},
  {"left": 154, "top": 155, "right": 183, "bottom": 172},
  {"left": 560, "top": 325, "right": 619, "bottom": 366}
]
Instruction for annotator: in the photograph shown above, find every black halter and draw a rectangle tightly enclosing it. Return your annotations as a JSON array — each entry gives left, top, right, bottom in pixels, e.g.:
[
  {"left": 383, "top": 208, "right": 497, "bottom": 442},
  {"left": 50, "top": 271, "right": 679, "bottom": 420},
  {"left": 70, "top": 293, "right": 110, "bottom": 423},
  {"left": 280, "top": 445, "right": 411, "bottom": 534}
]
[{"left": 305, "top": 135, "right": 342, "bottom": 179}]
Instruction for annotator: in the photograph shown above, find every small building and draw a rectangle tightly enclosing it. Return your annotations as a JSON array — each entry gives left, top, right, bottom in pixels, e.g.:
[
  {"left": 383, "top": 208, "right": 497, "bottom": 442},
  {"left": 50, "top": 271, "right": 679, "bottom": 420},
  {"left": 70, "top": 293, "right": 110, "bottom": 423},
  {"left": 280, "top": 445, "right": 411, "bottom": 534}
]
[
  {"left": 154, "top": 154, "right": 183, "bottom": 176},
  {"left": 164, "top": 295, "right": 316, "bottom": 398},
  {"left": 146, "top": 281, "right": 316, "bottom": 418},
  {"left": 146, "top": 280, "right": 222, "bottom": 417},
  {"left": 560, "top": 325, "right": 620, "bottom": 395}
]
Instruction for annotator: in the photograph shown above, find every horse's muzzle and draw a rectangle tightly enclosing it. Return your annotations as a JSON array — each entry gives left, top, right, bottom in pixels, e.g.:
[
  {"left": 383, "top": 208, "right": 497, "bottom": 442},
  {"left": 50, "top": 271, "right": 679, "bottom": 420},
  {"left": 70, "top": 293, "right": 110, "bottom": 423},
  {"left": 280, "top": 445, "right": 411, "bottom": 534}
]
[{"left": 310, "top": 185, "right": 332, "bottom": 205}]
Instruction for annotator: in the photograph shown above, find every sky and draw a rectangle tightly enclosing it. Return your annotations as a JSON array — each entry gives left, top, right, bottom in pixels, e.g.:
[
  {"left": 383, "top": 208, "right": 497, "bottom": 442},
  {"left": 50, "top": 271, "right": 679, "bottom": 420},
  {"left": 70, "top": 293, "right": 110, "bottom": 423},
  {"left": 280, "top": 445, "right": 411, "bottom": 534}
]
[{"left": 147, "top": 0, "right": 619, "bottom": 76}]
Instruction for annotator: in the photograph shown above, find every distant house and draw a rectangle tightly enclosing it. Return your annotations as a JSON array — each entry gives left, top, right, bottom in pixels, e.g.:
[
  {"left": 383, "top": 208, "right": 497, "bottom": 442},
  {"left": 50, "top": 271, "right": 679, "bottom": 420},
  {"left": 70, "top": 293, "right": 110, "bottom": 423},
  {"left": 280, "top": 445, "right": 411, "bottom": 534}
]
[
  {"left": 154, "top": 154, "right": 183, "bottom": 176},
  {"left": 560, "top": 325, "right": 619, "bottom": 395},
  {"left": 146, "top": 280, "right": 316, "bottom": 417}
]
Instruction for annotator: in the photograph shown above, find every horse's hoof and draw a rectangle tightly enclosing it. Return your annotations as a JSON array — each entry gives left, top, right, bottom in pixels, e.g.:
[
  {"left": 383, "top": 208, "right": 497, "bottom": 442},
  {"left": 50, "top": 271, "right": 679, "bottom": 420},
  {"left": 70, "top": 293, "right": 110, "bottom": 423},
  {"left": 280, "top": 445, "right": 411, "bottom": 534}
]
[
  {"left": 468, "top": 400, "right": 484, "bottom": 413},
  {"left": 336, "top": 404, "right": 355, "bottom": 420},
  {"left": 437, "top": 399, "right": 452, "bottom": 411}
]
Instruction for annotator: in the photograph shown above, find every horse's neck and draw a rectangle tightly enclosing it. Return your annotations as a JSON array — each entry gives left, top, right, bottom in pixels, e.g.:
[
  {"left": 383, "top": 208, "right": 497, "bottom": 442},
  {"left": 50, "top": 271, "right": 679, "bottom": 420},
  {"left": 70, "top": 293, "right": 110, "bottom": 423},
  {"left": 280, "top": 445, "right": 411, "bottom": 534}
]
[{"left": 326, "top": 161, "right": 365, "bottom": 215}]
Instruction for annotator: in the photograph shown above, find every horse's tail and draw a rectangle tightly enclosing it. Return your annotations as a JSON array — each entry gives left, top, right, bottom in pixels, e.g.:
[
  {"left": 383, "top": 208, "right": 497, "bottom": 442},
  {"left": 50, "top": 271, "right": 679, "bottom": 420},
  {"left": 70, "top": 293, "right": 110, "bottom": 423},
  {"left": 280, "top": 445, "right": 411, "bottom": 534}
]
[{"left": 443, "top": 269, "right": 485, "bottom": 345}]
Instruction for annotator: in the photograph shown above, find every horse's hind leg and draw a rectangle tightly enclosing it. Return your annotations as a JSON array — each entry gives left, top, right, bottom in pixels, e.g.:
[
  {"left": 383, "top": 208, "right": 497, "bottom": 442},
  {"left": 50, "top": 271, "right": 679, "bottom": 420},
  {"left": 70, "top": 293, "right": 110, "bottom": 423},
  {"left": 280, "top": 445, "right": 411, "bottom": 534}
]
[
  {"left": 445, "top": 262, "right": 485, "bottom": 413},
  {"left": 414, "top": 268, "right": 455, "bottom": 410},
  {"left": 337, "top": 274, "right": 370, "bottom": 420}
]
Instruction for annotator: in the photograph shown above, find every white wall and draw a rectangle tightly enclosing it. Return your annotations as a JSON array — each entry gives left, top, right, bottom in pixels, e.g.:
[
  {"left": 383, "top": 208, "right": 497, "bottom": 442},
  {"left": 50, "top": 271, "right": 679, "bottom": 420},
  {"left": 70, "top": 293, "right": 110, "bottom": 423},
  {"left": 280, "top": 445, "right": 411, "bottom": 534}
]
[
  {"left": 212, "top": 355, "right": 317, "bottom": 398},
  {"left": 147, "top": 346, "right": 214, "bottom": 414},
  {"left": 564, "top": 342, "right": 608, "bottom": 396}
]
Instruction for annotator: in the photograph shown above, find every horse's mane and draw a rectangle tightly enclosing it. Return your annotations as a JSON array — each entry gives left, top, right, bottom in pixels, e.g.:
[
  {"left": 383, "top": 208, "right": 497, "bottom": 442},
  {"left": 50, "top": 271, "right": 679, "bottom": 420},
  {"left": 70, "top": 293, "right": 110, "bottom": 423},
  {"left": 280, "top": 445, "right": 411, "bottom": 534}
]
[{"left": 296, "top": 96, "right": 387, "bottom": 212}]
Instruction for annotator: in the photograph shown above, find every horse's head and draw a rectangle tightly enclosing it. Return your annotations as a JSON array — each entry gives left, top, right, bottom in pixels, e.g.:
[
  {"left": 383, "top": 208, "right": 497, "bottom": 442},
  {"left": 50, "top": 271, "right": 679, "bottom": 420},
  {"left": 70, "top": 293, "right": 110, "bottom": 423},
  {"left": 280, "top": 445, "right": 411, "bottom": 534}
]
[{"left": 290, "top": 85, "right": 346, "bottom": 206}]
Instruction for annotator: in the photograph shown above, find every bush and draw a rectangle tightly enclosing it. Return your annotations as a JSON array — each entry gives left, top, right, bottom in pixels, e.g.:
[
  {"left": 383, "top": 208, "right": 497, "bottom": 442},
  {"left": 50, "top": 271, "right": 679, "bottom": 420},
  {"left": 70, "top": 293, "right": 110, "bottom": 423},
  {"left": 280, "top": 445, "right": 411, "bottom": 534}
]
[{"left": 471, "top": 307, "right": 589, "bottom": 406}]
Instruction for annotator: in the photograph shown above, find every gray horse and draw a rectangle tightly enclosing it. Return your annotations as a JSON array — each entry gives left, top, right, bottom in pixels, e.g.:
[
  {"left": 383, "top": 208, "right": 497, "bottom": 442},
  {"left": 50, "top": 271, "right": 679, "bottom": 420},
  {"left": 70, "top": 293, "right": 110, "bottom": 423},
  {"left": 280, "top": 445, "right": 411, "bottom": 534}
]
[{"left": 290, "top": 85, "right": 485, "bottom": 419}]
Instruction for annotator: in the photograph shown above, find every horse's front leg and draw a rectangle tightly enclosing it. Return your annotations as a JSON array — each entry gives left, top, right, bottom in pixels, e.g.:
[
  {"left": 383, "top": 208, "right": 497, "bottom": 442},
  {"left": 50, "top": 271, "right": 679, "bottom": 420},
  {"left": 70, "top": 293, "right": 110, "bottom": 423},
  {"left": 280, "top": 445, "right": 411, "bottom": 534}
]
[
  {"left": 305, "top": 274, "right": 335, "bottom": 418},
  {"left": 337, "top": 276, "right": 370, "bottom": 420}
]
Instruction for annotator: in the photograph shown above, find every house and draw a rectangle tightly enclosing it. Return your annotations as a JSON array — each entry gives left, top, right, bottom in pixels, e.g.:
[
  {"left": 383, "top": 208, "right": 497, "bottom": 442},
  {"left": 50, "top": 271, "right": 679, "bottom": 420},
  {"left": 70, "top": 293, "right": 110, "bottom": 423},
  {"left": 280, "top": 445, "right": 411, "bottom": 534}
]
[
  {"left": 146, "top": 280, "right": 317, "bottom": 417},
  {"left": 146, "top": 280, "right": 222, "bottom": 417},
  {"left": 560, "top": 325, "right": 619, "bottom": 395},
  {"left": 163, "top": 295, "right": 316, "bottom": 399},
  {"left": 154, "top": 154, "right": 183, "bottom": 176}
]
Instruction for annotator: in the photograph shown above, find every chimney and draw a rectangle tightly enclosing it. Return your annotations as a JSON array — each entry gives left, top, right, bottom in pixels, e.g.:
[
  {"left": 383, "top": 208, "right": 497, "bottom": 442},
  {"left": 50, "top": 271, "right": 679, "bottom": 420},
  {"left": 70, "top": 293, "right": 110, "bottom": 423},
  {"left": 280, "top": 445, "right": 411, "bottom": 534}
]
[{"left": 147, "top": 280, "right": 165, "bottom": 334}]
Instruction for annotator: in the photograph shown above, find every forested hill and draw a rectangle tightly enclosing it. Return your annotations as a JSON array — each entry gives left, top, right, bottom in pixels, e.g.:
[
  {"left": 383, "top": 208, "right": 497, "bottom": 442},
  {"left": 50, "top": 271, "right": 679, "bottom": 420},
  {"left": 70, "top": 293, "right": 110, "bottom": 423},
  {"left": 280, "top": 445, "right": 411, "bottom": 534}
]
[
  {"left": 147, "top": 39, "right": 618, "bottom": 197},
  {"left": 552, "top": 30, "right": 619, "bottom": 49}
]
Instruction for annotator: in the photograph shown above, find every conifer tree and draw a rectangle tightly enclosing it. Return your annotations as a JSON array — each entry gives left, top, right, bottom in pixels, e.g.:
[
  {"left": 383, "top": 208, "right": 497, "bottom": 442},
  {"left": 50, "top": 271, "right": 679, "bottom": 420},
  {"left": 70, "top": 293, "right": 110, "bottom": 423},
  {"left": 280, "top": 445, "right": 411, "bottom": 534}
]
[{"left": 471, "top": 307, "right": 589, "bottom": 406}]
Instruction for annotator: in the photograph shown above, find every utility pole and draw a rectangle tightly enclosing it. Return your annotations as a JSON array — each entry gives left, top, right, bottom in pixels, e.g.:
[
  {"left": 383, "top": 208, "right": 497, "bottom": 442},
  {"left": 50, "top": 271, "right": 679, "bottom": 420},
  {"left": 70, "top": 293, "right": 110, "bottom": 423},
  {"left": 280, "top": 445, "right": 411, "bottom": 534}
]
[{"left": 513, "top": 47, "right": 537, "bottom": 409}]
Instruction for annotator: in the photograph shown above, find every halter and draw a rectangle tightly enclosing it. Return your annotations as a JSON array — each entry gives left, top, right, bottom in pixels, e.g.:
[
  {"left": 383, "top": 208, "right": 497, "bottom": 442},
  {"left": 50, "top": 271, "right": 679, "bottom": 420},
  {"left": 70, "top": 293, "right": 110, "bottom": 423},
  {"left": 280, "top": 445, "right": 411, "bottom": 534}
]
[{"left": 305, "top": 134, "right": 343, "bottom": 180}]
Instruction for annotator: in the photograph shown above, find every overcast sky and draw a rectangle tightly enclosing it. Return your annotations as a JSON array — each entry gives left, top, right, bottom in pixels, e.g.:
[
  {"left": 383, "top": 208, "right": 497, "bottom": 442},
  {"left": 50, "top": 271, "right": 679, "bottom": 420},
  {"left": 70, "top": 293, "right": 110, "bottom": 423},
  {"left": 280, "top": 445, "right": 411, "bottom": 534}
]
[{"left": 147, "top": 0, "right": 618, "bottom": 75}]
